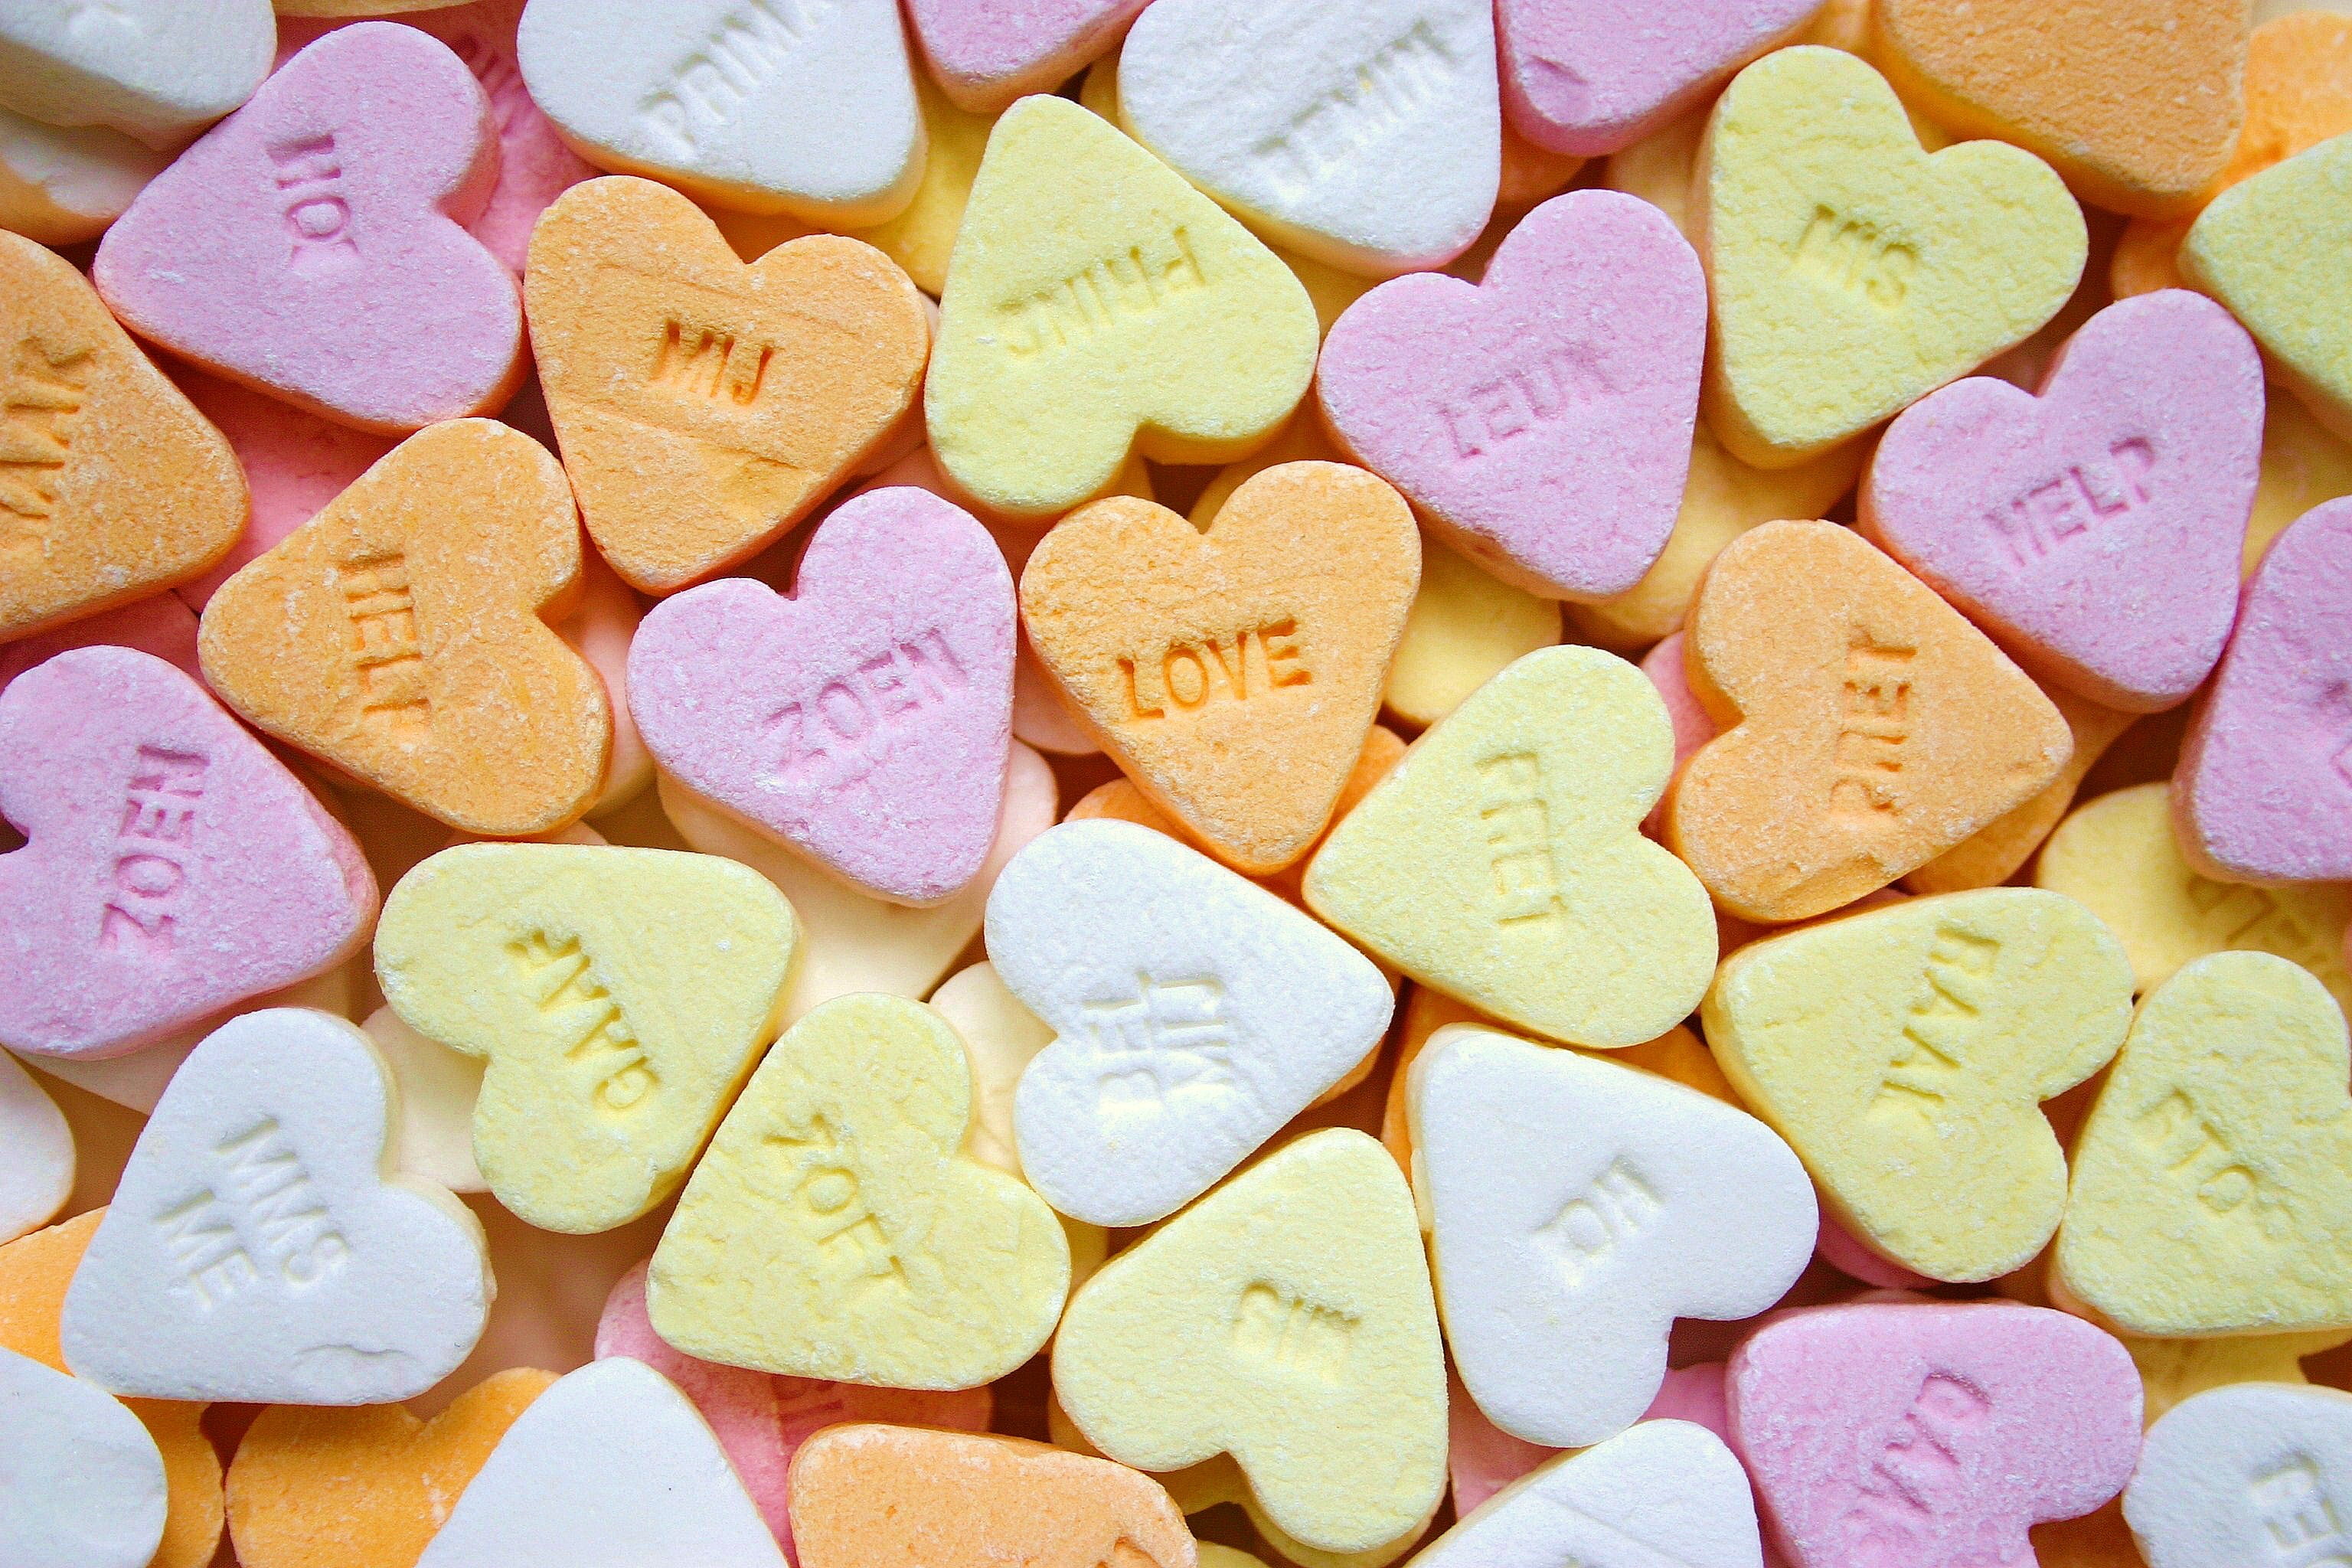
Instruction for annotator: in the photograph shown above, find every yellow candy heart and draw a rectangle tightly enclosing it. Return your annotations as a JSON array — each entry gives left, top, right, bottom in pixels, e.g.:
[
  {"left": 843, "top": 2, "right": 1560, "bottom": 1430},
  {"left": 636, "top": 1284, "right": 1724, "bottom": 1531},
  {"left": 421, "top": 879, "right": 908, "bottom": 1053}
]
[
  {"left": 1305, "top": 645, "right": 1717, "bottom": 1049},
  {"left": 1704, "top": 889, "right": 2134, "bottom": 1282},
  {"left": 926, "top": 94, "right": 1319, "bottom": 517},
  {"left": 648, "top": 993, "right": 1069, "bottom": 1389},
  {"left": 1698, "top": 46, "right": 2086, "bottom": 468},
  {"left": 2057, "top": 950, "right": 2352, "bottom": 1336},
  {"left": 373, "top": 844, "right": 799, "bottom": 1235},
  {"left": 2125, "top": 1329, "right": 2350, "bottom": 1425},
  {"left": 1052, "top": 1129, "right": 1446, "bottom": 1557}
]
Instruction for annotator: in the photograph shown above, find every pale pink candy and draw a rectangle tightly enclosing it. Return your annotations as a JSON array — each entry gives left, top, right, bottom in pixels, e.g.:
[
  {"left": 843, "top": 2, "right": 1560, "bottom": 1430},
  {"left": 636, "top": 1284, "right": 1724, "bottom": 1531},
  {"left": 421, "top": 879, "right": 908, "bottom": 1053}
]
[
  {"left": 2174, "top": 497, "right": 2352, "bottom": 883},
  {"left": 1496, "top": 0, "right": 1821, "bottom": 155},
  {"left": 1864, "top": 291, "right": 2262, "bottom": 714},
  {"left": 93, "top": 24, "right": 524, "bottom": 434},
  {"left": 1813, "top": 1211, "right": 1936, "bottom": 1292},
  {"left": 1640, "top": 629, "right": 1717, "bottom": 836},
  {"left": 905, "top": 0, "right": 1149, "bottom": 113},
  {"left": 1318, "top": 190, "right": 1704, "bottom": 602},
  {"left": 0, "top": 648, "right": 377, "bottom": 1060},
  {"left": 593, "top": 1261, "right": 991, "bottom": 1560},
  {"left": 0, "top": 594, "right": 199, "bottom": 696},
  {"left": 276, "top": 0, "right": 592, "bottom": 274},
  {"left": 1728, "top": 1301, "right": 2142, "bottom": 1568},
  {"left": 628, "top": 487, "right": 1015, "bottom": 906}
]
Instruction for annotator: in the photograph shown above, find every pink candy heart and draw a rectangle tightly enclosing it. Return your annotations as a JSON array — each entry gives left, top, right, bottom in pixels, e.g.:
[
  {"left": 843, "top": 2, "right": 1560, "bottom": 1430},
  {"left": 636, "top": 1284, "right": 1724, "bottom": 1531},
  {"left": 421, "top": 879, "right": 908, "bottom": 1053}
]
[
  {"left": 0, "top": 648, "right": 377, "bottom": 1060},
  {"left": 628, "top": 487, "right": 1016, "bottom": 906},
  {"left": 1496, "top": 0, "right": 1821, "bottom": 155},
  {"left": 1728, "top": 1302, "right": 2141, "bottom": 1568},
  {"left": 1864, "top": 291, "right": 2262, "bottom": 713},
  {"left": 93, "top": 23, "right": 524, "bottom": 434},
  {"left": 2176, "top": 496, "right": 2352, "bottom": 883},
  {"left": 905, "top": 0, "right": 1149, "bottom": 112},
  {"left": 1318, "top": 190, "right": 1705, "bottom": 602}
]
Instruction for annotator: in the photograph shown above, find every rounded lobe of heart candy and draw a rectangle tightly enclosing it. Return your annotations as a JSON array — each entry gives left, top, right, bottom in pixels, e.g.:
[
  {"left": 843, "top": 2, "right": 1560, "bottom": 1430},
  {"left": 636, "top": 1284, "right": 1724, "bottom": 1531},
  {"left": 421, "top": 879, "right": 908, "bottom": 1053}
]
[
  {"left": 1864, "top": 290, "right": 2264, "bottom": 714},
  {"left": 91, "top": 24, "right": 525, "bottom": 434},
  {"left": 906, "top": 0, "right": 1152, "bottom": 114},
  {"left": 0, "top": 0, "right": 274, "bottom": 149},
  {"left": 629, "top": 486, "right": 1015, "bottom": 907},
  {"left": 1318, "top": 189, "right": 1704, "bottom": 600},
  {"left": 2173, "top": 497, "right": 2352, "bottom": 884},
  {"left": 0, "top": 1346, "right": 168, "bottom": 1568},
  {"left": 2124, "top": 1383, "right": 2352, "bottom": 1568}
]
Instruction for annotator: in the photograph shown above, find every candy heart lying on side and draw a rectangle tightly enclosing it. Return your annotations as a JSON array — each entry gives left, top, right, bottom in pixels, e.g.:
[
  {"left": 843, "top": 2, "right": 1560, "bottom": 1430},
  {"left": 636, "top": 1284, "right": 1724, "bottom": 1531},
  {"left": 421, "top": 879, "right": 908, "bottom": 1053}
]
[
  {"left": 0, "top": 0, "right": 273, "bottom": 148},
  {"left": 2124, "top": 1383, "right": 2352, "bottom": 1568},
  {"left": 0, "top": 1346, "right": 168, "bottom": 1568}
]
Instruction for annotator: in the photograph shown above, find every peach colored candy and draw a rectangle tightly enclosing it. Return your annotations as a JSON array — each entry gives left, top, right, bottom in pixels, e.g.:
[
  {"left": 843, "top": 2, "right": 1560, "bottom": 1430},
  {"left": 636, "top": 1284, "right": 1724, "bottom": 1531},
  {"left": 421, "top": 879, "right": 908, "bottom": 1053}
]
[
  {"left": 525, "top": 176, "right": 931, "bottom": 593},
  {"left": 199, "top": 420, "right": 612, "bottom": 838},
  {"left": 787, "top": 1426, "right": 1194, "bottom": 1568},
  {"left": 0, "top": 593, "right": 197, "bottom": 697},
  {"left": 1871, "top": 0, "right": 2251, "bottom": 218},
  {"left": 560, "top": 551, "right": 652, "bottom": 816},
  {"left": 0, "top": 1213, "right": 221, "bottom": 1568},
  {"left": 1664, "top": 521, "right": 2072, "bottom": 923},
  {"left": 1904, "top": 687, "right": 2135, "bottom": 895},
  {"left": 0, "top": 233, "right": 246, "bottom": 642},
  {"left": 225, "top": 1367, "right": 556, "bottom": 1568},
  {"left": 593, "top": 1261, "right": 991, "bottom": 1558}
]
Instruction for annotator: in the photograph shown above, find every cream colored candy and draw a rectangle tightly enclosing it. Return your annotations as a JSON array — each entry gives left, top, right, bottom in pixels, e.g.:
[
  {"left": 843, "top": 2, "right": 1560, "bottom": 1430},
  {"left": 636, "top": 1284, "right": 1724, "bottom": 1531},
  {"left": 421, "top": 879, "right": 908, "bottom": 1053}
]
[
  {"left": 2249, "top": 394, "right": 2352, "bottom": 574},
  {"left": 0, "top": 1051, "right": 70, "bottom": 1244},
  {"left": 1385, "top": 537, "right": 1561, "bottom": 730},
  {"left": 0, "top": 106, "right": 167, "bottom": 246},
  {"left": 361, "top": 1006, "right": 485, "bottom": 1196}
]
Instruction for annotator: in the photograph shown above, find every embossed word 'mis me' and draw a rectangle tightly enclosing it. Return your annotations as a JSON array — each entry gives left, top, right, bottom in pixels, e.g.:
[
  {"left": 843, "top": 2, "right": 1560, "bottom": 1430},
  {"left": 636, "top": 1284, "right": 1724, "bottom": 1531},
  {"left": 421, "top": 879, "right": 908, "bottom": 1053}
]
[
  {"left": 765, "top": 1110, "right": 906, "bottom": 1292},
  {"left": 1985, "top": 438, "right": 2155, "bottom": 569},
  {"left": 0, "top": 333, "right": 90, "bottom": 550},
  {"left": 336, "top": 548, "right": 430, "bottom": 732},
  {"left": 1831, "top": 631, "right": 1915, "bottom": 826},
  {"left": 1252, "top": 18, "right": 1460, "bottom": 201},
  {"left": 1436, "top": 343, "right": 1614, "bottom": 461},
  {"left": 1078, "top": 972, "right": 1238, "bottom": 1113},
  {"left": 1233, "top": 1279, "right": 1359, "bottom": 1385},
  {"left": 1873, "top": 925, "right": 1999, "bottom": 1119},
  {"left": 638, "top": 0, "right": 844, "bottom": 158},
  {"left": 1116, "top": 618, "right": 1309, "bottom": 720},
  {"left": 768, "top": 629, "right": 968, "bottom": 787},
  {"left": 996, "top": 230, "right": 1206, "bottom": 362},
  {"left": 1791, "top": 205, "right": 1916, "bottom": 312},
  {"left": 100, "top": 744, "right": 209, "bottom": 956},
  {"left": 510, "top": 929, "right": 660, "bottom": 1114},
  {"left": 156, "top": 1115, "right": 351, "bottom": 1310}
]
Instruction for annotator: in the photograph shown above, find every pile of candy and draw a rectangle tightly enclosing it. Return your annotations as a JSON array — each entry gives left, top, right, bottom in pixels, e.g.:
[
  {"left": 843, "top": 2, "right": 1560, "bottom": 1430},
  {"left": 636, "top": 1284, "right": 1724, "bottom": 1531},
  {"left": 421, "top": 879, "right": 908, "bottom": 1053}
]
[{"left": 4, "top": 0, "right": 2351, "bottom": 1565}]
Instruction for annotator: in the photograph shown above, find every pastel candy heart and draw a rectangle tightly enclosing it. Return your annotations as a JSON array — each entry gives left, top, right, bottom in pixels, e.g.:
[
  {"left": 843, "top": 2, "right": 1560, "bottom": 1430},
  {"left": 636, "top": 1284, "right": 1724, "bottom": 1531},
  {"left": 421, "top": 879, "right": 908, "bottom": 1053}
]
[
  {"left": 0, "top": 234, "right": 247, "bottom": 640},
  {"left": 1903, "top": 686, "right": 2136, "bottom": 897},
  {"left": 524, "top": 176, "right": 930, "bottom": 593},
  {"left": 374, "top": 842, "right": 798, "bottom": 1233},
  {"left": 985, "top": 820, "right": 1394, "bottom": 1227},
  {"left": 648, "top": 992, "right": 1070, "bottom": 1387},
  {"left": 0, "top": 0, "right": 273, "bottom": 148},
  {"left": 0, "top": 648, "right": 376, "bottom": 1061},
  {"left": 2173, "top": 498, "right": 2352, "bottom": 883},
  {"left": 414, "top": 1358, "right": 787, "bottom": 1568},
  {"left": 0, "top": 105, "right": 170, "bottom": 247},
  {"left": 93, "top": 25, "right": 524, "bottom": 433},
  {"left": 198, "top": 420, "right": 612, "bottom": 839},
  {"left": 926, "top": 94, "right": 1319, "bottom": 517},
  {"left": 1700, "top": 46, "right": 2087, "bottom": 469},
  {"left": 0, "top": 1346, "right": 168, "bottom": 1568},
  {"left": 1410, "top": 1024, "right": 1816, "bottom": 1449},
  {"left": 1317, "top": 190, "right": 1704, "bottom": 600},
  {"left": 1383, "top": 535, "right": 1562, "bottom": 730},
  {"left": 0, "top": 1053, "right": 70, "bottom": 1244},
  {"left": 2125, "top": 1383, "right": 2352, "bottom": 1568},
  {"left": 1664, "top": 521, "right": 2073, "bottom": 923},
  {"left": 1021, "top": 464, "right": 1418, "bottom": 873},
  {"left": 1305, "top": 645, "right": 1717, "bottom": 1048},
  {"left": 1496, "top": 0, "right": 1818, "bottom": 157},
  {"left": 1052, "top": 1129, "right": 1448, "bottom": 1557},
  {"left": 1864, "top": 291, "right": 2264, "bottom": 713},
  {"left": 1730, "top": 1302, "right": 2144, "bottom": 1568},
  {"left": 0, "top": 593, "right": 198, "bottom": 701},
  {"left": 906, "top": 0, "right": 1148, "bottom": 114},
  {"left": 2056, "top": 951, "right": 2352, "bottom": 1337},
  {"left": 2125, "top": 1328, "right": 2352, "bottom": 1425},
  {"left": 60, "top": 1008, "right": 492, "bottom": 1404},
  {"left": 630, "top": 487, "right": 1014, "bottom": 906},
  {"left": 1704, "top": 890, "right": 2134, "bottom": 1283},
  {"left": 1116, "top": 0, "right": 1499, "bottom": 277}
]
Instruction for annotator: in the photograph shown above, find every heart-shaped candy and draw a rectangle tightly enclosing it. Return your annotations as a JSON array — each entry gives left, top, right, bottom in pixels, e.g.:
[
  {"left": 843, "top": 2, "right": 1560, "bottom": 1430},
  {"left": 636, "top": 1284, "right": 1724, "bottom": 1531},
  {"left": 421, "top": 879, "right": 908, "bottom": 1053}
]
[
  {"left": 2125, "top": 1329, "right": 2352, "bottom": 1426},
  {"left": 906, "top": 0, "right": 1148, "bottom": 113},
  {"left": 2174, "top": 498, "right": 2352, "bottom": 883},
  {"left": 1496, "top": 0, "right": 1818, "bottom": 156},
  {"left": 414, "top": 1357, "right": 786, "bottom": 1568},
  {"left": 2125, "top": 1383, "right": 2352, "bottom": 1568},
  {"left": 1410, "top": 1024, "right": 1815, "bottom": 1448},
  {"left": 0, "top": 1053, "right": 70, "bottom": 1244},
  {"left": 2057, "top": 950, "right": 2352, "bottom": 1336},
  {"left": 926, "top": 94, "right": 1319, "bottom": 517},
  {"left": 1665, "top": 521, "right": 2073, "bottom": 923},
  {"left": 1904, "top": 685, "right": 2136, "bottom": 896},
  {"left": 631, "top": 487, "right": 1014, "bottom": 906},
  {"left": 0, "top": 0, "right": 271, "bottom": 149},
  {"left": 648, "top": 992, "right": 1070, "bottom": 1388},
  {"left": 225, "top": 1367, "right": 555, "bottom": 1568},
  {"left": 60, "top": 1008, "right": 492, "bottom": 1404},
  {"left": 0, "top": 647, "right": 376, "bottom": 1062},
  {"left": 1318, "top": 191, "right": 1704, "bottom": 599},
  {"left": 524, "top": 176, "right": 930, "bottom": 592},
  {"left": 374, "top": 842, "right": 797, "bottom": 1234},
  {"left": 1865, "top": 291, "right": 2262, "bottom": 713},
  {"left": 1022, "top": 464, "right": 1418, "bottom": 873},
  {"left": 1730, "top": 1302, "right": 2143, "bottom": 1568},
  {"left": 1054, "top": 1129, "right": 1446, "bottom": 1557},
  {"left": 0, "top": 235, "right": 246, "bottom": 639},
  {"left": 198, "top": 420, "right": 612, "bottom": 839},
  {"left": 0, "top": 1346, "right": 168, "bottom": 1568},
  {"left": 987, "top": 820, "right": 1394, "bottom": 1227},
  {"left": 1704, "top": 890, "right": 2134, "bottom": 1283},
  {"left": 1700, "top": 47, "right": 2086, "bottom": 469},
  {"left": 1308, "top": 645, "right": 1716, "bottom": 1046},
  {"left": 93, "top": 25, "right": 524, "bottom": 433}
]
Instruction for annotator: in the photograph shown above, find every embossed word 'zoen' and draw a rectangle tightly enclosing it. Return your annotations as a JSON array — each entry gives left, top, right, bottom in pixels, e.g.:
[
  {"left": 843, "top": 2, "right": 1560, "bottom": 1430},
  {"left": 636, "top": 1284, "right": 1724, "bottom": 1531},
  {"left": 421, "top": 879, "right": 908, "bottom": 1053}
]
[{"left": 100, "top": 745, "right": 209, "bottom": 954}]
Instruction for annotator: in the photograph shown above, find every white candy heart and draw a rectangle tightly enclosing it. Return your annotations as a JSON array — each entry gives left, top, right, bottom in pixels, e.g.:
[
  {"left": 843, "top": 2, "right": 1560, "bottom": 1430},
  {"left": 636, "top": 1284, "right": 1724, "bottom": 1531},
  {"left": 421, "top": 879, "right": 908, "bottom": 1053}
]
[
  {"left": 1410, "top": 1025, "right": 1817, "bottom": 1448},
  {"left": 59, "top": 1008, "right": 492, "bottom": 1404},
  {"left": 0, "top": 1050, "right": 71, "bottom": 1243},
  {"left": 2125, "top": 1383, "right": 2352, "bottom": 1568},
  {"left": 0, "top": 1348, "right": 168, "bottom": 1568},
  {"left": 1410, "top": 1420, "right": 1765, "bottom": 1568},
  {"left": 0, "top": 0, "right": 273, "bottom": 149},
  {"left": 1117, "top": 0, "right": 1499, "bottom": 277},
  {"left": 416, "top": 1357, "right": 788, "bottom": 1568},
  {"left": 987, "top": 820, "right": 1393, "bottom": 1227}
]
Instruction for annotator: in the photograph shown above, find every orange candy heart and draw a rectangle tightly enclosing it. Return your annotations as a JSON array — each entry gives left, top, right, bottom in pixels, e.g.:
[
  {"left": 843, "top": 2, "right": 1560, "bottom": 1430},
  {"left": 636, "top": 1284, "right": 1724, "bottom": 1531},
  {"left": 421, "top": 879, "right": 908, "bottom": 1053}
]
[{"left": 525, "top": 176, "right": 931, "bottom": 593}]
